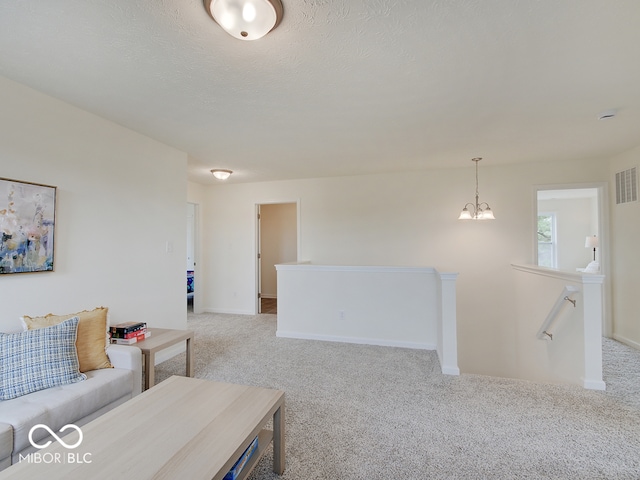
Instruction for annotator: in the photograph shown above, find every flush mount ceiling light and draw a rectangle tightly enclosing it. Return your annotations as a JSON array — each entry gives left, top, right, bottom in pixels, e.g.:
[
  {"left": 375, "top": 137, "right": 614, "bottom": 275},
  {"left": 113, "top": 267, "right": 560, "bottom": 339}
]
[
  {"left": 458, "top": 158, "right": 495, "bottom": 220},
  {"left": 211, "top": 169, "right": 233, "bottom": 180},
  {"left": 204, "top": 0, "right": 283, "bottom": 41}
]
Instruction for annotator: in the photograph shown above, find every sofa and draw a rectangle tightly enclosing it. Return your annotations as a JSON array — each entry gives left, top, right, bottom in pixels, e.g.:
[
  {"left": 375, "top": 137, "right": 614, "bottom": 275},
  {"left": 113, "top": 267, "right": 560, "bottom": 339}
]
[{"left": 0, "top": 308, "right": 143, "bottom": 471}]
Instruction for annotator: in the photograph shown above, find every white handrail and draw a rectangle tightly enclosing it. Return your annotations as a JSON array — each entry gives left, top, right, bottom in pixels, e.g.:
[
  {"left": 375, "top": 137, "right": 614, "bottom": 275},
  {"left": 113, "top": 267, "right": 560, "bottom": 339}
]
[{"left": 536, "top": 285, "right": 580, "bottom": 340}]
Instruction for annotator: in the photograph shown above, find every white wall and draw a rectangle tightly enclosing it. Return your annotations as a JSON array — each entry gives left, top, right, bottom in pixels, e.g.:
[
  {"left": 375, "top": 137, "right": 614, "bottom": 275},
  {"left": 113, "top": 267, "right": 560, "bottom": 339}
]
[
  {"left": 200, "top": 158, "right": 611, "bottom": 377},
  {"left": 276, "top": 264, "right": 438, "bottom": 349},
  {"left": 609, "top": 146, "right": 640, "bottom": 349},
  {"left": 0, "top": 76, "right": 187, "bottom": 332}
]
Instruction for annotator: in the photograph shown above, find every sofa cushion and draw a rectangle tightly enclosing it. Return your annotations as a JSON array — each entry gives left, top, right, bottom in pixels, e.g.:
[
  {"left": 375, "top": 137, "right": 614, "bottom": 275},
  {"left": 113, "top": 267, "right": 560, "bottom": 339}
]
[
  {"left": 0, "top": 317, "right": 86, "bottom": 400},
  {"left": 22, "top": 307, "right": 112, "bottom": 373},
  {"left": 0, "top": 367, "right": 132, "bottom": 455}
]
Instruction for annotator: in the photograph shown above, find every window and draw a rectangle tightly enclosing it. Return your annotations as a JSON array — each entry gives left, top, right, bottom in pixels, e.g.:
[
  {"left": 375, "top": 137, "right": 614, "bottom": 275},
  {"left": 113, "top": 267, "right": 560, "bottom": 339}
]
[{"left": 537, "top": 213, "right": 557, "bottom": 268}]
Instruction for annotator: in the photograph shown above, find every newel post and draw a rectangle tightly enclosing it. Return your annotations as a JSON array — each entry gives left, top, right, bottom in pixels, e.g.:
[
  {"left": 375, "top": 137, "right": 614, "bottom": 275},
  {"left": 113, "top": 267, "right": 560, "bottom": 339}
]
[
  {"left": 437, "top": 271, "right": 460, "bottom": 375},
  {"left": 581, "top": 274, "right": 606, "bottom": 390}
]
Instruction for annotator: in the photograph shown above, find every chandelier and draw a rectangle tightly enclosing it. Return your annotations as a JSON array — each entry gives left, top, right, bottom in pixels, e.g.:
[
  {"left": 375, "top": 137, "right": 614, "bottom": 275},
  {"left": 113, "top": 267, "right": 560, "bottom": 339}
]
[{"left": 458, "top": 158, "right": 495, "bottom": 220}]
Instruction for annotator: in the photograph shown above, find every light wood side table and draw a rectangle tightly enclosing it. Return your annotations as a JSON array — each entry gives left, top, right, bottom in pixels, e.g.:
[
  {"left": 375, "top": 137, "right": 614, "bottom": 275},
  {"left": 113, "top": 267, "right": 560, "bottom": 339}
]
[{"left": 135, "top": 328, "right": 194, "bottom": 390}]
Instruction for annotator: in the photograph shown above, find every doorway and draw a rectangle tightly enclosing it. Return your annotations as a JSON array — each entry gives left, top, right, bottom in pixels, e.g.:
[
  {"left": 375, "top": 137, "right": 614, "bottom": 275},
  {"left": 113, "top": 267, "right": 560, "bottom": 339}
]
[
  {"left": 536, "top": 187, "right": 599, "bottom": 271},
  {"left": 187, "top": 202, "right": 199, "bottom": 313},
  {"left": 256, "top": 202, "right": 299, "bottom": 314},
  {"left": 534, "top": 183, "right": 611, "bottom": 335}
]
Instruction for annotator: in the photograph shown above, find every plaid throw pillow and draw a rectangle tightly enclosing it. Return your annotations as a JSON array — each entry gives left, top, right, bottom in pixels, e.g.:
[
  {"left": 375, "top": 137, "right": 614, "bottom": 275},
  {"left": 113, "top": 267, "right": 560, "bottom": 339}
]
[
  {"left": 0, "top": 316, "right": 86, "bottom": 400},
  {"left": 22, "top": 307, "right": 113, "bottom": 372}
]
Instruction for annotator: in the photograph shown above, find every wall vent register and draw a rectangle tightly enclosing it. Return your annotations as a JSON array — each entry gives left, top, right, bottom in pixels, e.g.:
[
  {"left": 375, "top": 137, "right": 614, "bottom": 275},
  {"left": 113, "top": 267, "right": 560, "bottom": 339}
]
[{"left": 615, "top": 166, "right": 637, "bottom": 205}]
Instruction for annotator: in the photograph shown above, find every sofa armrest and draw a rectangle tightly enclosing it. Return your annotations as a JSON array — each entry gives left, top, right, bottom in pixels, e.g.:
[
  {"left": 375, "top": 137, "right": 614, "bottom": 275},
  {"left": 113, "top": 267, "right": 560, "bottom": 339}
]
[
  {"left": 0, "top": 422, "right": 12, "bottom": 472},
  {"left": 106, "top": 345, "right": 142, "bottom": 397}
]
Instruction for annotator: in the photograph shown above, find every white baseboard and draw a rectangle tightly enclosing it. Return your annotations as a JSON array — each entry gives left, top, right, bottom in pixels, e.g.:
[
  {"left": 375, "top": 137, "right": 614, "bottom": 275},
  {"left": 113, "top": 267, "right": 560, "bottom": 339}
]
[
  {"left": 204, "top": 308, "right": 255, "bottom": 315},
  {"left": 441, "top": 365, "right": 460, "bottom": 376},
  {"left": 612, "top": 333, "right": 640, "bottom": 351},
  {"left": 583, "top": 378, "right": 606, "bottom": 391},
  {"left": 276, "top": 330, "right": 435, "bottom": 350}
]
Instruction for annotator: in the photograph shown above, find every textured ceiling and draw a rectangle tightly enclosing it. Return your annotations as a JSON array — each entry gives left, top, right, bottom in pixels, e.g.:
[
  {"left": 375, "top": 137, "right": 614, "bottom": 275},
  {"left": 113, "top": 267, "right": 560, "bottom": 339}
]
[{"left": 1, "top": 0, "right": 640, "bottom": 184}]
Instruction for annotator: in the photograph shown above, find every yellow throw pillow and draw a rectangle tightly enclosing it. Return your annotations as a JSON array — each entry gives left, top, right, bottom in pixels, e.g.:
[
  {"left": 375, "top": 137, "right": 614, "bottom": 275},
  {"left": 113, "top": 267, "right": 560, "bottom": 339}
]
[{"left": 22, "top": 307, "right": 113, "bottom": 372}]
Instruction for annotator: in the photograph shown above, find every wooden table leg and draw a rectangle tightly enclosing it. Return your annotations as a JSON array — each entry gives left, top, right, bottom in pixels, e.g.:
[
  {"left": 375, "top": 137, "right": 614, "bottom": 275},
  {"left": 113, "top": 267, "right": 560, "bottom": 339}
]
[
  {"left": 186, "top": 335, "right": 194, "bottom": 377},
  {"left": 145, "top": 351, "right": 155, "bottom": 390},
  {"left": 273, "top": 400, "right": 285, "bottom": 474}
]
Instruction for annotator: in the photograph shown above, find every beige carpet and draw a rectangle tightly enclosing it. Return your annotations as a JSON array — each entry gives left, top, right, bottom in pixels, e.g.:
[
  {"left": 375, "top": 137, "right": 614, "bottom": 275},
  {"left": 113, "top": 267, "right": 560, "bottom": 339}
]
[{"left": 154, "top": 312, "right": 640, "bottom": 479}]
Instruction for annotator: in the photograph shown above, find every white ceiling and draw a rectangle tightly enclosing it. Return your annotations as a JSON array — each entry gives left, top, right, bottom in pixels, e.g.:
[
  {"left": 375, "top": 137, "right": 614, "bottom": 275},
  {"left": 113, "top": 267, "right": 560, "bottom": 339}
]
[{"left": 1, "top": 0, "right": 640, "bottom": 185}]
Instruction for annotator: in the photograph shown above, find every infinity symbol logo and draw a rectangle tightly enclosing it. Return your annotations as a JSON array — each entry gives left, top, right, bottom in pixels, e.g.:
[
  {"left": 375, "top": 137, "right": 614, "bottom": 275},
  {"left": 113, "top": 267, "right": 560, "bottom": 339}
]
[{"left": 28, "top": 424, "right": 83, "bottom": 449}]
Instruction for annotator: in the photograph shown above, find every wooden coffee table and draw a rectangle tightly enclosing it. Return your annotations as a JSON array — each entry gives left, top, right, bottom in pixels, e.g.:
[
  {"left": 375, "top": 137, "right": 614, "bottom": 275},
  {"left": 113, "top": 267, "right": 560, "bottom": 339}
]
[{"left": 0, "top": 376, "right": 285, "bottom": 479}]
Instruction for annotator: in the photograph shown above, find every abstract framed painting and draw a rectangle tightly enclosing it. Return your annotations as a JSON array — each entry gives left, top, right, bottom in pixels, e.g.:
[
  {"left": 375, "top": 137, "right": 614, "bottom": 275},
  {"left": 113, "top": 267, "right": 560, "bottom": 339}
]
[{"left": 0, "top": 178, "right": 57, "bottom": 274}]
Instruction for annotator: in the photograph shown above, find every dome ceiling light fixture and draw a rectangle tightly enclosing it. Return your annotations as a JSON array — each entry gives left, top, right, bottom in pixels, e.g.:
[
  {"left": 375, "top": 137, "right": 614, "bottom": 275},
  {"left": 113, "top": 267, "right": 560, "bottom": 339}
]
[
  {"left": 204, "top": 0, "right": 284, "bottom": 41},
  {"left": 211, "top": 169, "right": 233, "bottom": 180}
]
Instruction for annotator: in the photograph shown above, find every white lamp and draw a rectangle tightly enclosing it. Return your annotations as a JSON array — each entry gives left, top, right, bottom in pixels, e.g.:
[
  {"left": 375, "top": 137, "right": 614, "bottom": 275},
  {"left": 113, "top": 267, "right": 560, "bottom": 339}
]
[
  {"left": 204, "top": 0, "right": 284, "bottom": 41},
  {"left": 584, "top": 235, "right": 599, "bottom": 272},
  {"left": 585, "top": 235, "right": 599, "bottom": 261}
]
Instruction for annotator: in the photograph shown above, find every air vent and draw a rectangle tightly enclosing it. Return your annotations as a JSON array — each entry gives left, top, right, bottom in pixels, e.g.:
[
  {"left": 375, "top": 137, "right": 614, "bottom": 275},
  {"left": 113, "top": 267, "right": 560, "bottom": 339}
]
[{"left": 615, "top": 167, "right": 638, "bottom": 205}]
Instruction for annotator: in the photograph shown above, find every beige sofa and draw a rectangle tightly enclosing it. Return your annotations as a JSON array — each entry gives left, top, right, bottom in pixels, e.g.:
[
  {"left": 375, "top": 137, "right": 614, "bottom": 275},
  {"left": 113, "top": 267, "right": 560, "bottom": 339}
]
[{"left": 0, "top": 344, "right": 141, "bottom": 470}]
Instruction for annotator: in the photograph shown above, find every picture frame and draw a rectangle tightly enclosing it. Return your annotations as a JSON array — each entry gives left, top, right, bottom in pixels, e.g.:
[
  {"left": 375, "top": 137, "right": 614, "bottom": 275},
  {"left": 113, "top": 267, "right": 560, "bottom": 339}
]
[{"left": 0, "top": 177, "right": 57, "bottom": 274}]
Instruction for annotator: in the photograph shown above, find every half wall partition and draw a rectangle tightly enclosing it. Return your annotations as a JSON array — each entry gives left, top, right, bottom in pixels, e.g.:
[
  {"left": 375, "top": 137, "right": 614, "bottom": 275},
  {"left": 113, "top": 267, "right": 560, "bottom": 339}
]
[{"left": 275, "top": 263, "right": 459, "bottom": 375}]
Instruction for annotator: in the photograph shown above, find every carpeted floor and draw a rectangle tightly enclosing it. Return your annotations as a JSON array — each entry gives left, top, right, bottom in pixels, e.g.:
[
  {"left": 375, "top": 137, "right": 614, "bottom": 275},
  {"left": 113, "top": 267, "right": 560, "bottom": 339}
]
[{"left": 154, "top": 312, "right": 640, "bottom": 479}]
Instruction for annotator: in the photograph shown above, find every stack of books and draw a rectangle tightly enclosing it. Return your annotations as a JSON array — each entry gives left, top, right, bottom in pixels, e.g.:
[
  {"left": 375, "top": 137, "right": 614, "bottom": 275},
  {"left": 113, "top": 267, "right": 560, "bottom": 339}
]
[
  {"left": 223, "top": 436, "right": 258, "bottom": 480},
  {"left": 109, "top": 322, "right": 150, "bottom": 345}
]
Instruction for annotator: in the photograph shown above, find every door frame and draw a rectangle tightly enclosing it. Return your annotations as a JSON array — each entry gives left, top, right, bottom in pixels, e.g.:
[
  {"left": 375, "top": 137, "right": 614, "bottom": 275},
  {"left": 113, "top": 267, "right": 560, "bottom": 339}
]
[
  {"left": 533, "top": 182, "right": 611, "bottom": 336},
  {"left": 187, "top": 202, "right": 203, "bottom": 314},
  {"left": 255, "top": 199, "right": 301, "bottom": 314}
]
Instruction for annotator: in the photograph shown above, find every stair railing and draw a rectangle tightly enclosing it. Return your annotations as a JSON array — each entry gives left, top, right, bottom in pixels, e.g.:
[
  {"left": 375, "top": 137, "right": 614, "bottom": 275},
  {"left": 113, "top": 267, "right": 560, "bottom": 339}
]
[{"left": 536, "top": 285, "right": 580, "bottom": 340}]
